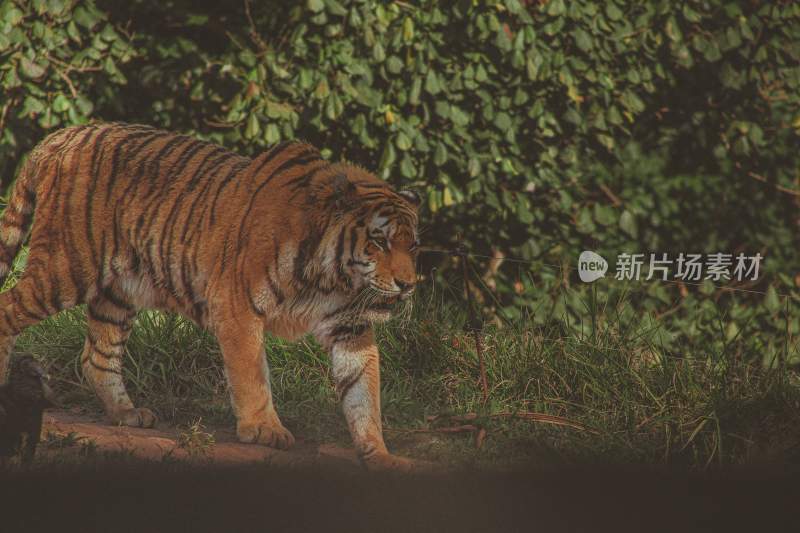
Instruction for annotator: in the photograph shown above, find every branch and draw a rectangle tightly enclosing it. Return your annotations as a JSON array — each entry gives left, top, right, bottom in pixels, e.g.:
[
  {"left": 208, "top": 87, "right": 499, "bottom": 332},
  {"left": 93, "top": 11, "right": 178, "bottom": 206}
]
[
  {"left": 243, "top": 0, "right": 268, "bottom": 53},
  {"left": 747, "top": 170, "right": 800, "bottom": 197},
  {"left": 598, "top": 183, "right": 622, "bottom": 206}
]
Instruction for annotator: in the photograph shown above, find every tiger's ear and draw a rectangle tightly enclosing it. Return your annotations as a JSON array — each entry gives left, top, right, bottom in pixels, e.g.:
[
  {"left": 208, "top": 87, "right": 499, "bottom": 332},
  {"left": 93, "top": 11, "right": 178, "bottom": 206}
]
[
  {"left": 331, "top": 173, "right": 357, "bottom": 210},
  {"left": 398, "top": 189, "right": 421, "bottom": 207}
]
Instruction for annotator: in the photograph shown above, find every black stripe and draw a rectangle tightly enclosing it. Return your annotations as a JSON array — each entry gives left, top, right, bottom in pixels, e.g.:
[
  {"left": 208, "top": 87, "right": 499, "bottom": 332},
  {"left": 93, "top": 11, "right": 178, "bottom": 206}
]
[
  {"left": 166, "top": 139, "right": 210, "bottom": 183},
  {"left": 331, "top": 323, "right": 369, "bottom": 340},
  {"left": 264, "top": 271, "right": 284, "bottom": 305},
  {"left": 29, "top": 274, "right": 50, "bottom": 315},
  {"left": 179, "top": 151, "right": 238, "bottom": 243},
  {"left": 335, "top": 226, "right": 347, "bottom": 266},
  {"left": 246, "top": 280, "right": 265, "bottom": 316},
  {"left": 85, "top": 126, "right": 115, "bottom": 254},
  {"left": 87, "top": 358, "right": 122, "bottom": 375},
  {"left": 293, "top": 231, "right": 322, "bottom": 285},
  {"left": 62, "top": 127, "right": 98, "bottom": 303},
  {"left": 157, "top": 143, "right": 220, "bottom": 291},
  {"left": 11, "top": 288, "right": 41, "bottom": 322},
  {"left": 106, "top": 130, "right": 158, "bottom": 201},
  {"left": 353, "top": 182, "right": 387, "bottom": 189},
  {"left": 91, "top": 342, "right": 121, "bottom": 360},
  {"left": 349, "top": 226, "right": 359, "bottom": 257},
  {"left": 87, "top": 306, "right": 129, "bottom": 328},
  {"left": 101, "top": 285, "right": 134, "bottom": 312},
  {"left": 190, "top": 157, "right": 247, "bottom": 242},
  {"left": 236, "top": 155, "right": 327, "bottom": 251},
  {"left": 208, "top": 159, "right": 251, "bottom": 225},
  {"left": 248, "top": 140, "right": 301, "bottom": 178},
  {"left": 49, "top": 270, "right": 63, "bottom": 311},
  {"left": 270, "top": 152, "right": 328, "bottom": 190},
  {"left": 119, "top": 131, "right": 175, "bottom": 198}
]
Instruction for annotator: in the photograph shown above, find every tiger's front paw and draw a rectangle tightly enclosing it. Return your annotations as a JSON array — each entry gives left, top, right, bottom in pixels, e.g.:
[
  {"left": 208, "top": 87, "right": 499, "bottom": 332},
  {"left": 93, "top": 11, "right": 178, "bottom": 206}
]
[
  {"left": 237, "top": 419, "right": 295, "bottom": 450},
  {"left": 112, "top": 407, "right": 157, "bottom": 428}
]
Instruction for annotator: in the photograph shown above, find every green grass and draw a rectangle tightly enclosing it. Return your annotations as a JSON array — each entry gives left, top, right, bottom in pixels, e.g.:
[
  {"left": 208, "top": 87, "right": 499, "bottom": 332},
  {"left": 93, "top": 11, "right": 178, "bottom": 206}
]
[{"left": 12, "top": 287, "right": 800, "bottom": 470}]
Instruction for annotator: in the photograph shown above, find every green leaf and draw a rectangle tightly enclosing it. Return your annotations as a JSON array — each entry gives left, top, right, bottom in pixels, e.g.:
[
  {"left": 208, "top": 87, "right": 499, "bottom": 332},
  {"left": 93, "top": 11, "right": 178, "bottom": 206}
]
[
  {"left": 66, "top": 20, "right": 81, "bottom": 43},
  {"left": 620, "top": 90, "right": 645, "bottom": 114},
  {"left": 764, "top": 286, "right": 781, "bottom": 313},
  {"left": 372, "top": 42, "right": 385, "bottom": 62},
  {"left": 403, "top": 17, "right": 414, "bottom": 43},
  {"left": 409, "top": 77, "right": 421, "bottom": 105},
  {"left": 324, "top": 0, "right": 347, "bottom": 16},
  {"left": 494, "top": 112, "right": 512, "bottom": 131},
  {"left": 19, "top": 58, "right": 46, "bottom": 79},
  {"left": 605, "top": 4, "right": 623, "bottom": 21},
  {"left": 593, "top": 203, "right": 616, "bottom": 226},
  {"left": 244, "top": 114, "right": 260, "bottom": 139},
  {"left": 574, "top": 28, "right": 592, "bottom": 52},
  {"left": 395, "top": 132, "right": 412, "bottom": 151},
  {"left": 468, "top": 158, "right": 481, "bottom": 177},
  {"left": 681, "top": 5, "right": 701, "bottom": 23},
  {"left": 314, "top": 78, "right": 330, "bottom": 99},
  {"left": 21, "top": 96, "right": 46, "bottom": 117},
  {"left": 186, "top": 14, "right": 209, "bottom": 26},
  {"left": 379, "top": 142, "right": 396, "bottom": 170},
  {"left": 307, "top": 0, "right": 324, "bottom": 13},
  {"left": 433, "top": 142, "right": 448, "bottom": 166},
  {"left": 547, "top": 0, "right": 565, "bottom": 16},
  {"left": 52, "top": 94, "right": 71, "bottom": 113},
  {"left": 665, "top": 16, "right": 682, "bottom": 42},
  {"left": 4, "top": 7, "right": 24, "bottom": 26},
  {"left": 424, "top": 70, "right": 441, "bottom": 95},
  {"left": 619, "top": 210, "right": 637, "bottom": 238},
  {"left": 75, "top": 96, "right": 93, "bottom": 115},
  {"left": 386, "top": 56, "right": 403, "bottom": 74},
  {"left": 450, "top": 106, "right": 469, "bottom": 127},
  {"left": 400, "top": 154, "right": 416, "bottom": 178},
  {"left": 73, "top": 5, "right": 101, "bottom": 29},
  {"left": 264, "top": 123, "right": 281, "bottom": 145}
]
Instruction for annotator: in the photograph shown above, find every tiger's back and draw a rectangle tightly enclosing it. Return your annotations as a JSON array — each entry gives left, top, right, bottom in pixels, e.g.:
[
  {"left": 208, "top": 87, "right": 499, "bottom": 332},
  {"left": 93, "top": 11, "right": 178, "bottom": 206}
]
[{"left": 12, "top": 123, "right": 278, "bottom": 324}]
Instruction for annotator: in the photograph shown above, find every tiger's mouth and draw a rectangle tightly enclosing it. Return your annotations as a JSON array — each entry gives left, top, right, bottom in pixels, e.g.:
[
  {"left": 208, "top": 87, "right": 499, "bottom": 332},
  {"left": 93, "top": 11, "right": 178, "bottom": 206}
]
[{"left": 369, "top": 296, "right": 399, "bottom": 311}]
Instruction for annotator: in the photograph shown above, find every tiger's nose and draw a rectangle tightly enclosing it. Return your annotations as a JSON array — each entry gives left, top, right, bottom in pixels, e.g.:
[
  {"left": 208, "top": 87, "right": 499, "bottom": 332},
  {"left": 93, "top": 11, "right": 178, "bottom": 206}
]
[{"left": 395, "top": 278, "right": 415, "bottom": 293}]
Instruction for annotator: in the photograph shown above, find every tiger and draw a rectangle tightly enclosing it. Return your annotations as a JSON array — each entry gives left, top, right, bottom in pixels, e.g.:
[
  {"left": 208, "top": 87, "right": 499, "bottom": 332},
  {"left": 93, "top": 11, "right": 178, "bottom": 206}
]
[{"left": 0, "top": 122, "right": 420, "bottom": 470}]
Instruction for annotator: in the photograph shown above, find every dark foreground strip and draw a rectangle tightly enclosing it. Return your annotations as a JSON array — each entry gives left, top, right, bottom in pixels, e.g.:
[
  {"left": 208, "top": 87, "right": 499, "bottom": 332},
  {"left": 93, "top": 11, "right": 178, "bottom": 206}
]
[{"left": 0, "top": 464, "right": 798, "bottom": 533}]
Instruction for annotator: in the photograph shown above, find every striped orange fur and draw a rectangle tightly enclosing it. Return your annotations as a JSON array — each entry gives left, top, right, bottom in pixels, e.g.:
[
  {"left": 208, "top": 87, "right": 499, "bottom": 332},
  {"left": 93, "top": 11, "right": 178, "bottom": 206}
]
[{"left": 0, "top": 123, "right": 420, "bottom": 468}]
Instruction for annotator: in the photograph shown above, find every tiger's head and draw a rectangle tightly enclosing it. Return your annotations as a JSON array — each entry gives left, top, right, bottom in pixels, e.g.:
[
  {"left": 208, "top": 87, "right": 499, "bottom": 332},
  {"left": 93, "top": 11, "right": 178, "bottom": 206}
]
[{"left": 322, "top": 170, "right": 420, "bottom": 322}]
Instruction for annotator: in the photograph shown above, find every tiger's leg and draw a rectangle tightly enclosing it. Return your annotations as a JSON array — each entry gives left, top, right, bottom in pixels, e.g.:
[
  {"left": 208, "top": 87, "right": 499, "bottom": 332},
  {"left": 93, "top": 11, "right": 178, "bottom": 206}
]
[
  {"left": 327, "top": 328, "right": 413, "bottom": 470},
  {"left": 81, "top": 293, "right": 156, "bottom": 428},
  {"left": 0, "top": 269, "right": 67, "bottom": 384},
  {"left": 216, "top": 316, "right": 294, "bottom": 449}
]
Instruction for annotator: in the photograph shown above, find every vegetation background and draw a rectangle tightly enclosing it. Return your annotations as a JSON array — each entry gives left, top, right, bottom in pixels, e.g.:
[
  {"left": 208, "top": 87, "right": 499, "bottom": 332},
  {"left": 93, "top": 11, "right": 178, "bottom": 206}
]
[{"left": 0, "top": 0, "right": 799, "bottom": 468}]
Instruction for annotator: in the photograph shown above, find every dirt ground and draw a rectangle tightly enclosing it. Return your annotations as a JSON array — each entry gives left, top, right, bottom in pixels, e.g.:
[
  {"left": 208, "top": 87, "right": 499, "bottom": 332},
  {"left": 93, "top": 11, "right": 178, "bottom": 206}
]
[{"left": 40, "top": 408, "right": 365, "bottom": 469}]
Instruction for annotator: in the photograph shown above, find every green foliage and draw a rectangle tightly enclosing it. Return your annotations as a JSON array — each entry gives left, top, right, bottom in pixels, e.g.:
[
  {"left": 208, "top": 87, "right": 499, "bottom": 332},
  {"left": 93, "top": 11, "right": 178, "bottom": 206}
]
[
  {"left": 0, "top": 0, "right": 798, "bottom": 337},
  {"left": 0, "top": 0, "right": 136, "bottom": 185}
]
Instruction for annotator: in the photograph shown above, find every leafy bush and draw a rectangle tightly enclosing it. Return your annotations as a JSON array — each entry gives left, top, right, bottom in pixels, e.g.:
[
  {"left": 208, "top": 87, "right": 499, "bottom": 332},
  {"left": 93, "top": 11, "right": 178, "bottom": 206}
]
[
  {"left": 0, "top": 0, "right": 135, "bottom": 184},
  {"left": 1, "top": 0, "right": 798, "bottom": 345}
]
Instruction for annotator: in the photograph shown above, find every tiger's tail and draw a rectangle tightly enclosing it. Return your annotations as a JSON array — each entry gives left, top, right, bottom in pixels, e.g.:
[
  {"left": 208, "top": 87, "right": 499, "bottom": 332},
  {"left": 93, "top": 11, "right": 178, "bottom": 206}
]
[{"left": 0, "top": 154, "right": 39, "bottom": 286}]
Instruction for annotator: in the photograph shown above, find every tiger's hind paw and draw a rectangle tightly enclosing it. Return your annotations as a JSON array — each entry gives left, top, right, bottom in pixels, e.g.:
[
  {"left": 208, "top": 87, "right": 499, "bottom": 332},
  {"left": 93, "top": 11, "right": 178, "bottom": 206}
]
[
  {"left": 112, "top": 407, "right": 157, "bottom": 428},
  {"left": 362, "top": 453, "right": 437, "bottom": 473}
]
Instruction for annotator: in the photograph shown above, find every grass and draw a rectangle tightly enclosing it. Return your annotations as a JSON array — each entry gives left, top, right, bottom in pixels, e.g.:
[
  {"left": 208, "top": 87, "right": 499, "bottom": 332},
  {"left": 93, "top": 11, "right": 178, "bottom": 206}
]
[{"left": 11, "top": 284, "right": 800, "bottom": 470}]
